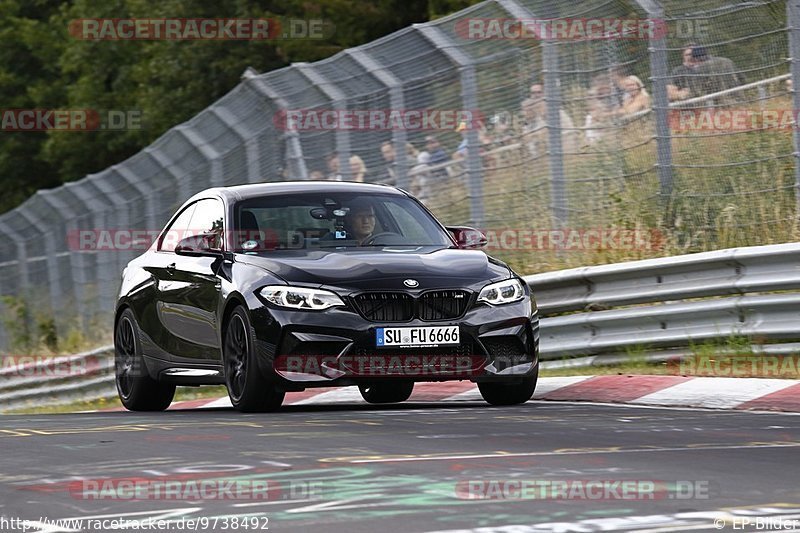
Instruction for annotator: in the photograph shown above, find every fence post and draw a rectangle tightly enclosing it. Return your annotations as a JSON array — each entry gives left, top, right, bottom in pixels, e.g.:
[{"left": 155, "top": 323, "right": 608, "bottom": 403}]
[
  {"left": 89, "top": 171, "right": 136, "bottom": 265},
  {"left": 0, "top": 221, "right": 29, "bottom": 293},
  {"left": 788, "top": 0, "right": 800, "bottom": 217},
  {"left": 114, "top": 164, "right": 160, "bottom": 233},
  {"left": 65, "top": 181, "right": 122, "bottom": 318},
  {"left": 541, "top": 41, "right": 569, "bottom": 228},
  {"left": 498, "top": 0, "right": 568, "bottom": 227},
  {"left": 31, "top": 194, "right": 95, "bottom": 335},
  {"left": 416, "top": 24, "right": 484, "bottom": 228},
  {"left": 244, "top": 77, "right": 308, "bottom": 180},
  {"left": 0, "top": 218, "right": 33, "bottom": 350},
  {"left": 347, "top": 48, "right": 410, "bottom": 190},
  {"left": 210, "top": 106, "right": 262, "bottom": 184},
  {"left": 294, "top": 63, "right": 353, "bottom": 181},
  {"left": 637, "top": 0, "right": 674, "bottom": 203},
  {"left": 496, "top": 0, "right": 567, "bottom": 228}
]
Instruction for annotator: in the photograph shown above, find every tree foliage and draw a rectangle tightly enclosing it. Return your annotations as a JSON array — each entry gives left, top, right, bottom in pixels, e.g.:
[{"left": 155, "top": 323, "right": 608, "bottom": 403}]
[{"left": 0, "top": 0, "right": 480, "bottom": 213}]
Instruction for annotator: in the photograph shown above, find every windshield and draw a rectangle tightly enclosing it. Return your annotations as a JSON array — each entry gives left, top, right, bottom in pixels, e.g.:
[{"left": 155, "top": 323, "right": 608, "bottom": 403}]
[{"left": 232, "top": 192, "right": 453, "bottom": 252}]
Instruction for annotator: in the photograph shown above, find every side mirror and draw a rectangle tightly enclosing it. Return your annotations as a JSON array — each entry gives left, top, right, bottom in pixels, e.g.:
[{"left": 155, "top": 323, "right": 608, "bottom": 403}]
[
  {"left": 175, "top": 233, "right": 223, "bottom": 257},
  {"left": 446, "top": 226, "right": 488, "bottom": 249}
]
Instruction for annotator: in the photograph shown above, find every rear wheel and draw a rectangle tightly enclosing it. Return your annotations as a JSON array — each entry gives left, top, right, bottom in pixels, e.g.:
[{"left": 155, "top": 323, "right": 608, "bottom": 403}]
[
  {"left": 359, "top": 381, "right": 414, "bottom": 404},
  {"left": 224, "top": 306, "right": 284, "bottom": 412},
  {"left": 114, "top": 308, "right": 175, "bottom": 411},
  {"left": 478, "top": 368, "right": 538, "bottom": 406}
]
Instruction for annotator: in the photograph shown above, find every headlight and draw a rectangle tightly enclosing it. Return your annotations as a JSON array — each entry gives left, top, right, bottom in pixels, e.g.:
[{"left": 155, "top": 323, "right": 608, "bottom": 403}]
[
  {"left": 477, "top": 279, "right": 525, "bottom": 305},
  {"left": 259, "top": 286, "right": 345, "bottom": 310}
]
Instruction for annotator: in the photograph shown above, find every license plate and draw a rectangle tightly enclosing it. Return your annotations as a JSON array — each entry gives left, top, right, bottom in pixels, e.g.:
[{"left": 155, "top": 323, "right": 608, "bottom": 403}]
[{"left": 376, "top": 326, "right": 459, "bottom": 347}]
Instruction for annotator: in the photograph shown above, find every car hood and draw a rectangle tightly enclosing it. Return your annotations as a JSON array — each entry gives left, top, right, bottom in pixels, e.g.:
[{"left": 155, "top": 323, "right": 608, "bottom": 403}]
[{"left": 236, "top": 247, "right": 510, "bottom": 291}]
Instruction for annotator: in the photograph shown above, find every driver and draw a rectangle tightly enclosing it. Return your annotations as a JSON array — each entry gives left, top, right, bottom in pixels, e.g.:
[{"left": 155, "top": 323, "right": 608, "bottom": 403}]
[{"left": 344, "top": 203, "right": 376, "bottom": 245}]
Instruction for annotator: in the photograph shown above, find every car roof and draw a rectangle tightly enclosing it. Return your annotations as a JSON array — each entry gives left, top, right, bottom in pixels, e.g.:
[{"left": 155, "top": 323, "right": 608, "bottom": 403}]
[{"left": 188, "top": 181, "right": 406, "bottom": 204}]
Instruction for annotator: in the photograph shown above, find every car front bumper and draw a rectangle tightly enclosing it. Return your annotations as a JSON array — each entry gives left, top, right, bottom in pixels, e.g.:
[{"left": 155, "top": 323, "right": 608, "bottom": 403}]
[{"left": 249, "top": 298, "right": 539, "bottom": 388}]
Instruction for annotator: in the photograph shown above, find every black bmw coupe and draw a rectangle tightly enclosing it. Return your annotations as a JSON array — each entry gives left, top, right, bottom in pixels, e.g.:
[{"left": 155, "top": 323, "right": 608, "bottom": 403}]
[{"left": 114, "top": 182, "right": 539, "bottom": 411}]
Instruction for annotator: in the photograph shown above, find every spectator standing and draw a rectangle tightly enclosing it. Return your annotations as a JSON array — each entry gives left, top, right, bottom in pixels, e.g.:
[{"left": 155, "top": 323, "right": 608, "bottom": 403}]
[
  {"left": 521, "top": 84, "right": 578, "bottom": 158},
  {"left": 349, "top": 154, "right": 367, "bottom": 183},
  {"left": 668, "top": 45, "right": 696, "bottom": 101},
  {"left": 452, "top": 121, "right": 494, "bottom": 165},
  {"left": 379, "top": 141, "right": 420, "bottom": 184},
  {"left": 410, "top": 151, "right": 431, "bottom": 201},
  {"left": 583, "top": 87, "right": 613, "bottom": 145},
  {"left": 424, "top": 135, "right": 450, "bottom": 178},
  {"left": 379, "top": 142, "right": 396, "bottom": 184},
  {"left": 326, "top": 153, "right": 342, "bottom": 181},
  {"left": 689, "top": 46, "right": 742, "bottom": 99}
]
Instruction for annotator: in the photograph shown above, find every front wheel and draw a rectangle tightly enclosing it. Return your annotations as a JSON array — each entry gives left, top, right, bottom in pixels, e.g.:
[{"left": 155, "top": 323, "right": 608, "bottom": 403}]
[
  {"left": 114, "top": 308, "right": 175, "bottom": 411},
  {"left": 478, "top": 369, "right": 538, "bottom": 406},
  {"left": 359, "top": 381, "right": 414, "bottom": 404},
  {"left": 224, "top": 306, "right": 284, "bottom": 412}
]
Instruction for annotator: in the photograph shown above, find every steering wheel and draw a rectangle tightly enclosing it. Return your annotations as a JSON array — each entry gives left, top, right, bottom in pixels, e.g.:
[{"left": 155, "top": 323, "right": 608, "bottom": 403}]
[{"left": 361, "top": 232, "right": 403, "bottom": 245}]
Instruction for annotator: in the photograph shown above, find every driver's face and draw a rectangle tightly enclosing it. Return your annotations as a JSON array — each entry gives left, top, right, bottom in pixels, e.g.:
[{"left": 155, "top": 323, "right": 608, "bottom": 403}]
[{"left": 349, "top": 208, "right": 376, "bottom": 240}]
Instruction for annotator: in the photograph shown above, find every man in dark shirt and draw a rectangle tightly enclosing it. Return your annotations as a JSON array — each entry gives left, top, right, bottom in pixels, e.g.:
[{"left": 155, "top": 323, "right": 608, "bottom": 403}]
[
  {"left": 424, "top": 135, "right": 450, "bottom": 178},
  {"left": 689, "top": 46, "right": 742, "bottom": 97},
  {"left": 668, "top": 45, "right": 695, "bottom": 101}
]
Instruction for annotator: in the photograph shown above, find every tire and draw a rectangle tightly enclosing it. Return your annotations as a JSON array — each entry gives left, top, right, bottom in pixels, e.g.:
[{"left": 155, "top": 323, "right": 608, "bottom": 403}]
[
  {"left": 478, "top": 368, "right": 538, "bottom": 406},
  {"left": 114, "top": 308, "right": 176, "bottom": 411},
  {"left": 359, "top": 381, "right": 414, "bottom": 404},
  {"left": 223, "top": 306, "right": 285, "bottom": 412}
]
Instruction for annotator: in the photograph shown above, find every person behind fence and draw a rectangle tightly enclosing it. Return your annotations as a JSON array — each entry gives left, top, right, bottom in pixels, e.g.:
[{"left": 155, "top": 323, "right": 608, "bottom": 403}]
[
  {"left": 488, "top": 110, "right": 516, "bottom": 147},
  {"left": 521, "top": 97, "right": 543, "bottom": 158},
  {"left": 326, "top": 152, "right": 342, "bottom": 181},
  {"left": 614, "top": 76, "right": 651, "bottom": 117},
  {"left": 520, "top": 84, "right": 578, "bottom": 158},
  {"left": 589, "top": 73, "right": 616, "bottom": 110},
  {"left": 380, "top": 142, "right": 396, "bottom": 184},
  {"left": 454, "top": 120, "right": 469, "bottom": 159},
  {"left": 410, "top": 151, "right": 431, "bottom": 201},
  {"left": 583, "top": 87, "right": 613, "bottom": 146},
  {"left": 452, "top": 120, "right": 493, "bottom": 165},
  {"left": 609, "top": 66, "right": 630, "bottom": 107},
  {"left": 687, "top": 45, "right": 741, "bottom": 99},
  {"left": 667, "top": 44, "right": 696, "bottom": 101},
  {"left": 424, "top": 134, "right": 450, "bottom": 178},
  {"left": 349, "top": 154, "right": 367, "bottom": 183},
  {"left": 379, "top": 142, "right": 419, "bottom": 184}
]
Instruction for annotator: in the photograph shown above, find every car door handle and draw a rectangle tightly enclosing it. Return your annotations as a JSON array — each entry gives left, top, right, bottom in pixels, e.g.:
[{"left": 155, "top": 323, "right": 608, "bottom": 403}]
[{"left": 166, "top": 263, "right": 176, "bottom": 274}]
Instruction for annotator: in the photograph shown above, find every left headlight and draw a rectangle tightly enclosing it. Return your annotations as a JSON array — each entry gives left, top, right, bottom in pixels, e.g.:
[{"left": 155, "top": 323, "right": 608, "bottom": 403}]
[
  {"left": 477, "top": 278, "right": 525, "bottom": 305},
  {"left": 259, "top": 286, "right": 345, "bottom": 310}
]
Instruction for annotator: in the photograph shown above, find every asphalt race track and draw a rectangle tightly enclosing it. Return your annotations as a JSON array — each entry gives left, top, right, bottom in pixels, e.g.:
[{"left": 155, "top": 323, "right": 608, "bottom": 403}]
[{"left": 2, "top": 400, "right": 800, "bottom": 532}]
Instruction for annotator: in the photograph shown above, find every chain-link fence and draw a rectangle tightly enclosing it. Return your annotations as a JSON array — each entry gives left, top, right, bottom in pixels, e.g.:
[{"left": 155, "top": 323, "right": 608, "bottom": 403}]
[{"left": 0, "top": 0, "right": 795, "bottom": 352}]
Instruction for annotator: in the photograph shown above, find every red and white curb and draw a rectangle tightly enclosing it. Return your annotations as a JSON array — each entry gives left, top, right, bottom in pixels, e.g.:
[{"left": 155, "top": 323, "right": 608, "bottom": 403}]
[{"left": 137, "top": 375, "right": 800, "bottom": 412}]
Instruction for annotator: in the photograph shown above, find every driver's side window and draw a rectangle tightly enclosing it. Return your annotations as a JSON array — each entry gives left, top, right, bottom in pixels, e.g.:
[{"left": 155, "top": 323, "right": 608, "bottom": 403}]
[
  {"left": 188, "top": 199, "right": 225, "bottom": 251},
  {"left": 158, "top": 204, "right": 197, "bottom": 252}
]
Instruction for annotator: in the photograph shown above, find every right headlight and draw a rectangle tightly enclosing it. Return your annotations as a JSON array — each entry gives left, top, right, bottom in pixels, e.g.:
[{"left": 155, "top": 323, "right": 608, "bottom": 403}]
[
  {"left": 477, "top": 278, "right": 525, "bottom": 306},
  {"left": 259, "top": 286, "right": 345, "bottom": 310}
]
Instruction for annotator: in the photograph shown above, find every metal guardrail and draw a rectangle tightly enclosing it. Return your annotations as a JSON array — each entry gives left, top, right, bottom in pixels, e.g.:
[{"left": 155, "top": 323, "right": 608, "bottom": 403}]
[
  {"left": 0, "top": 347, "right": 116, "bottom": 412},
  {"left": 526, "top": 242, "right": 800, "bottom": 359},
  {"left": 2, "top": 241, "right": 800, "bottom": 412}
]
